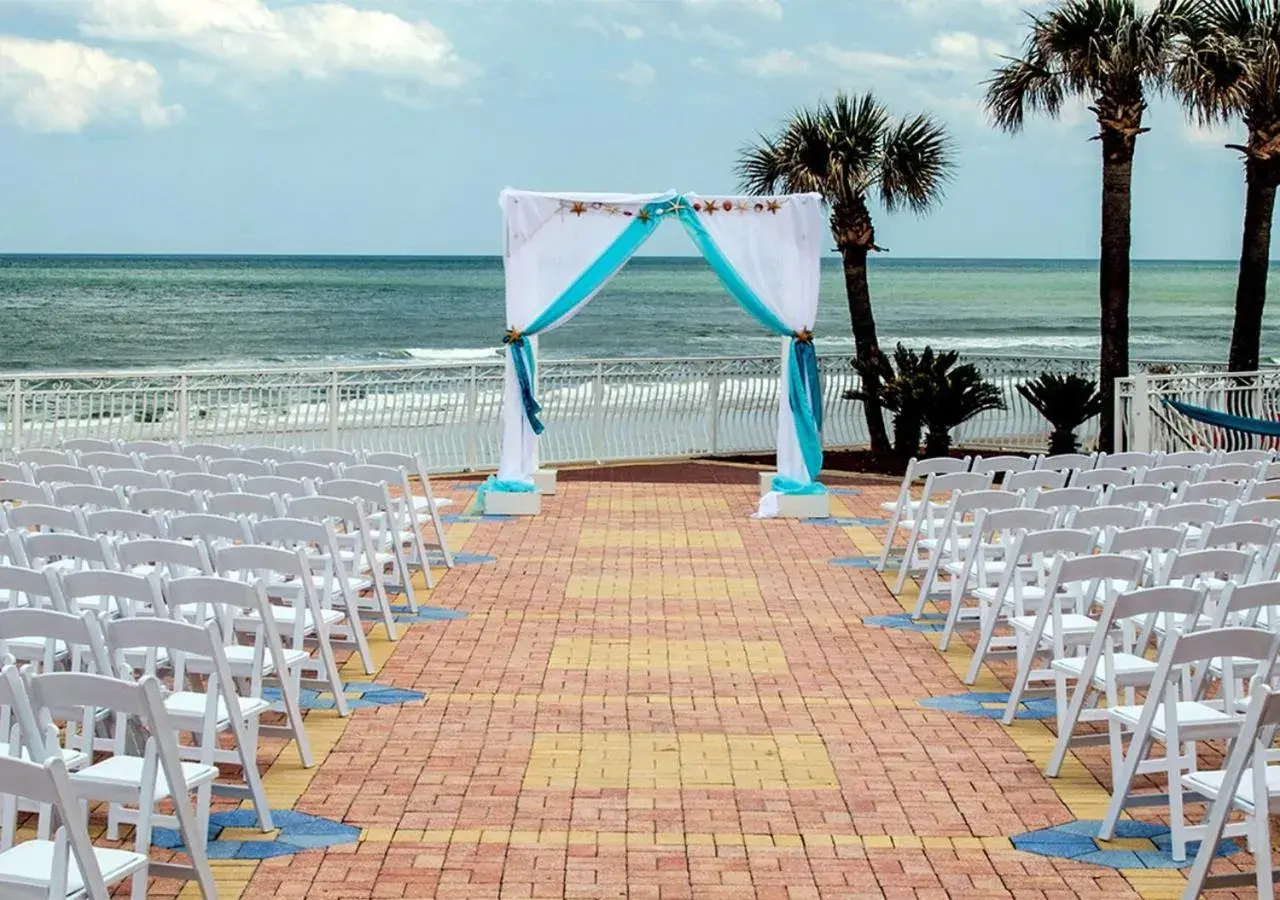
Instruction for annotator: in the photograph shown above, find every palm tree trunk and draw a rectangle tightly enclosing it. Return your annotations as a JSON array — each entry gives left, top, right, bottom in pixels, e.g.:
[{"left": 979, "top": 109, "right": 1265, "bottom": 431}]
[
  {"left": 1098, "top": 133, "right": 1134, "bottom": 454},
  {"left": 840, "top": 246, "right": 891, "bottom": 453},
  {"left": 1229, "top": 159, "right": 1277, "bottom": 373}
]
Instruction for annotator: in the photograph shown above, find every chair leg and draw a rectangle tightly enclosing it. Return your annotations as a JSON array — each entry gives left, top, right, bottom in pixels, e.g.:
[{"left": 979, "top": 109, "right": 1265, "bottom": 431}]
[
  {"left": 279, "top": 666, "right": 315, "bottom": 768},
  {"left": 966, "top": 602, "right": 1001, "bottom": 685},
  {"left": 1099, "top": 731, "right": 1153, "bottom": 840},
  {"left": 894, "top": 526, "right": 923, "bottom": 596},
  {"left": 877, "top": 504, "right": 904, "bottom": 572},
  {"left": 1168, "top": 743, "right": 1187, "bottom": 863},
  {"left": 1254, "top": 808, "right": 1272, "bottom": 900},
  {"left": 1000, "top": 633, "right": 1036, "bottom": 725},
  {"left": 1048, "top": 680, "right": 1093, "bottom": 778},
  {"left": 312, "top": 629, "right": 349, "bottom": 718},
  {"left": 911, "top": 545, "right": 944, "bottom": 619}
]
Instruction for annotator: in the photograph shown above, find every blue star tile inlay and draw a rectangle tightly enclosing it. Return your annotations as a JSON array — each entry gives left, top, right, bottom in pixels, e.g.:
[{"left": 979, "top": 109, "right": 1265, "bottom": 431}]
[
  {"left": 442, "top": 513, "right": 514, "bottom": 524},
  {"left": 919, "top": 691, "right": 1056, "bottom": 720},
  {"left": 802, "top": 517, "right": 859, "bottom": 527},
  {"left": 151, "top": 809, "right": 360, "bottom": 860},
  {"left": 391, "top": 604, "right": 468, "bottom": 623},
  {"left": 827, "top": 487, "right": 863, "bottom": 496},
  {"left": 426, "top": 552, "right": 496, "bottom": 566},
  {"left": 862, "top": 612, "right": 946, "bottom": 633},
  {"left": 447, "top": 483, "right": 481, "bottom": 492},
  {"left": 830, "top": 556, "right": 894, "bottom": 569},
  {"left": 263, "top": 681, "right": 424, "bottom": 711},
  {"left": 1011, "top": 820, "right": 1240, "bottom": 870}
]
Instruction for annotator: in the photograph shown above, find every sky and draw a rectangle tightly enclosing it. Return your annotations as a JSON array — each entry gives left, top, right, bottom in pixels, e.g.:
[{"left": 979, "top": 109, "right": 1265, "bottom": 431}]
[{"left": 0, "top": 0, "right": 1255, "bottom": 258}]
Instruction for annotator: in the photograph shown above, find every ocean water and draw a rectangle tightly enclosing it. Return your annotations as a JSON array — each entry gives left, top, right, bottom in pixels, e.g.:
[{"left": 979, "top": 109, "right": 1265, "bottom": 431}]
[{"left": 0, "top": 255, "right": 1274, "bottom": 372}]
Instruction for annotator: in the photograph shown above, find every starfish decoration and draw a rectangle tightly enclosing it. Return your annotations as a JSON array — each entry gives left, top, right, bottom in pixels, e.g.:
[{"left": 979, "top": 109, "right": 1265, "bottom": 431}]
[
  {"left": 569, "top": 201, "right": 587, "bottom": 217},
  {"left": 765, "top": 199, "right": 782, "bottom": 214},
  {"left": 636, "top": 208, "right": 652, "bottom": 223},
  {"left": 701, "top": 199, "right": 716, "bottom": 215},
  {"left": 662, "top": 198, "right": 690, "bottom": 217},
  {"left": 734, "top": 200, "right": 750, "bottom": 213}
]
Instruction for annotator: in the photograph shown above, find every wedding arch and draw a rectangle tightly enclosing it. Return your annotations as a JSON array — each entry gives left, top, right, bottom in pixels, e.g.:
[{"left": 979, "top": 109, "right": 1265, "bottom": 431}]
[{"left": 481, "top": 188, "right": 828, "bottom": 517}]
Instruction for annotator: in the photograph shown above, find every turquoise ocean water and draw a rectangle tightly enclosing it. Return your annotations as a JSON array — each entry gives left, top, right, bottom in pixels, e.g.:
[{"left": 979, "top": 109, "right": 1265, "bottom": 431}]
[{"left": 0, "top": 255, "right": 1273, "bottom": 372}]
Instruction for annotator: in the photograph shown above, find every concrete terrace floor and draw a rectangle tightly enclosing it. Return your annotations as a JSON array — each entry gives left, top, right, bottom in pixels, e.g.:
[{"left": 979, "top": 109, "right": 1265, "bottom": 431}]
[{"left": 159, "top": 461, "right": 1270, "bottom": 899}]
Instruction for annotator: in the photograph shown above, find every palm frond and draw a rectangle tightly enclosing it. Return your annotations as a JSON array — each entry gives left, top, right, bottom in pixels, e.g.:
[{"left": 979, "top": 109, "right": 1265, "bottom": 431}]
[
  {"left": 985, "top": 54, "right": 1065, "bottom": 132},
  {"left": 879, "top": 114, "right": 957, "bottom": 213},
  {"left": 735, "top": 135, "right": 785, "bottom": 196}
]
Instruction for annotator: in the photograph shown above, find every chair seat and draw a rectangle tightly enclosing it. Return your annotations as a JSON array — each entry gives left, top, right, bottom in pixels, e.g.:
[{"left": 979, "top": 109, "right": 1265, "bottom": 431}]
[
  {"left": 187, "top": 644, "right": 309, "bottom": 675},
  {"left": 258, "top": 605, "right": 344, "bottom": 630},
  {"left": 73, "top": 756, "right": 218, "bottom": 800},
  {"left": 1183, "top": 766, "right": 1280, "bottom": 815},
  {"left": 1152, "top": 612, "right": 1215, "bottom": 635},
  {"left": 1109, "top": 701, "right": 1236, "bottom": 739},
  {"left": 164, "top": 691, "right": 272, "bottom": 727},
  {"left": 973, "top": 584, "right": 1046, "bottom": 606},
  {"left": 1052, "top": 652, "right": 1157, "bottom": 685},
  {"left": 0, "top": 840, "right": 147, "bottom": 896},
  {"left": 0, "top": 741, "right": 88, "bottom": 770},
  {"left": 1010, "top": 613, "right": 1098, "bottom": 638}
]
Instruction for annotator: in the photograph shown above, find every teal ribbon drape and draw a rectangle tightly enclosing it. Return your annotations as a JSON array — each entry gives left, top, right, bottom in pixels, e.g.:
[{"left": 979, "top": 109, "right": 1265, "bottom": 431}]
[
  {"left": 476, "top": 474, "right": 537, "bottom": 512},
  {"left": 505, "top": 194, "right": 824, "bottom": 483},
  {"left": 1164, "top": 398, "right": 1280, "bottom": 437}
]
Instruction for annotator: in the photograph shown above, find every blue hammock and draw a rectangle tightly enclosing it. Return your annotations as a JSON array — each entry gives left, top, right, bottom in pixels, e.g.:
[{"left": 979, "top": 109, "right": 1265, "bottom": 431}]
[{"left": 1163, "top": 398, "right": 1280, "bottom": 438}]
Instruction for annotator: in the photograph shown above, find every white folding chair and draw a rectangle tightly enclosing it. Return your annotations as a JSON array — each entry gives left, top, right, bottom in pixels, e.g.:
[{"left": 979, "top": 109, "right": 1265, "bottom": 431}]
[
  {"left": 1097, "top": 450, "right": 1159, "bottom": 470},
  {"left": 1180, "top": 680, "right": 1280, "bottom": 900},
  {"left": 81, "top": 509, "right": 165, "bottom": 544},
  {"left": 60, "top": 569, "right": 165, "bottom": 622},
  {"left": 52, "top": 484, "right": 126, "bottom": 513},
  {"left": 876, "top": 456, "right": 971, "bottom": 571},
  {"left": 1161, "top": 450, "right": 1217, "bottom": 468},
  {"left": 893, "top": 471, "right": 994, "bottom": 595},
  {"left": 1232, "top": 498, "right": 1280, "bottom": 524},
  {"left": 0, "top": 463, "right": 30, "bottom": 483},
  {"left": 0, "top": 482, "right": 50, "bottom": 507},
  {"left": 115, "top": 538, "right": 211, "bottom": 581},
  {"left": 1046, "top": 585, "right": 1206, "bottom": 779},
  {"left": 207, "top": 458, "right": 270, "bottom": 478},
  {"left": 1218, "top": 448, "right": 1273, "bottom": 466},
  {"left": 167, "top": 472, "right": 234, "bottom": 495},
  {"left": 15, "top": 451, "right": 72, "bottom": 468},
  {"left": 1200, "top": 521, "right": 1280, "bottom": 584},
  {"left": 1069, "top": 467, "right": 1134, "bottom": 491},
  {"left": 180, "top": 443, "right": 238, "bottom": 461},
  {"left": 286, "top": 494, "right": 402, "bottom": 618},
  {"left": 1152, "top": 501, "right": 1226, "bottom": 548},
  {"left": 1002, "top": 469, "right": 1067, "bottom": 493},
  {"left": 1036, "top": 452, "right": 1098, "bottom": 473},
  {"left": 0, "top": 750, "right": 146, "bottom": 900},
  {"left": 239, "top": 476, "right": 312, "bottom": 504},
  {"left": 28, "top": 466, "right": 98, "bottom": 488},
  {"left": 343, "top": 463, "right": 443, "bottom": 587},
  {"left": 128, "top": 488, "right": 202, "bottom": 516},
  {"left": 363, "top": 451, "right": 454, "bottom": 569},
  {"left": 98, "top": 469, "right": 164, "bottom": 492},
  {"left": 1108, "top": 483, "right": 1174, "bottom": 511},
  {"left": 75, "top": 452, "right": 139, "bottom": 472},
  {"left": 163, "top": 575, "right": 315, "bottom": 768},
  {"left": 1001, "top": 552, "right": 1144, "bottom": 725},
  {"left": 106, "top": 615, "right": 275, "bottom": 834},
  {"left": 253, "top": 516, "right": 379, "bottom": 671},
  {"left": 205, "top": 491, "right": 282, "bottom": 520},
  {"left": 964, "top": 527, "right": 1098, "bottom": 685},
  {"left": 0, "top": 504, "right": 84, "bottom": 539},
  {"left": 1066, "top": 504, "right": 1144, "bottom": 541},
  {"left": 1244, "top": 478, "right": 1280, "bottom": 502},
  {"left": 27, "top": 670, "right": 217, "bottom": 900},
  {"left": 1101, "top": 525, "right": 1187, "bottom": 590},
  {"left": 936, "top": 506, "right": 1055, "bottom": 652},
  {"left": 274, "top": 461, "right": 337, "bottom": 482},
  {"left": 118, "top": 440, "right": 174, "bottom": 457},
  {"left": 299, "top": 449, "right": 359, "bottom": 467},
  {"left": 1202, "top": 462, "right": 1263, "bottom": 484},
  {"left": 60, "top": 439, "right": 117, "bottom": 455},
  {"left": 164, "top": 512, "right": 253, "bottom": 553},
  {"left": 1100, "top": 626, "right": 1280, "bottom": 863},
  {"left": 0, "top": 566, "right": 68, "bottom": 618},
  {"left": 214, "top": 544, "right": 350, "bottom": 718},
  {"left": 1179, "top": 480, "right": 1246, "bottom": 507},
  {"left": 1136, "top": 464, "right": 1202, "bottom": 490},
  {"left": 140, "top": 455, "right": 206, "bottom": 477},
  {"left": 240, "top": 445, "right": 296, "bottom": 464},
  {"left": 315, "top": 481, "right": 422, "bottom": 610},
  {"left": 972, "top": 455, "right": 1036, "bottom": 477},
  {"left": 910, "top": 489, "right": 1023, "bottom": 618}
]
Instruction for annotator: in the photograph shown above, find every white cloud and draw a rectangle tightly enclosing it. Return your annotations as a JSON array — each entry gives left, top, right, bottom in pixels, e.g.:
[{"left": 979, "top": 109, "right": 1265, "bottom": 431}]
[
  {"left": 617, "top": 61, "right": 656, "bottom": 86},
  {"left": 683, "top": 0, "right": 782, "bottom": 18},
  {"left": 930, "top": 31, "right": 1008, "bottom": 65},
  {"left": 0, "top": 36, "right": 182, "bottom": 133},
  {"left": 690, "top": 56, "right": 717, "bottom": 73},
  {"left": 76, "top": 0, "right": 470, "bottom": 86},
  {"left": 740, "top": 48, "right": 810, "bottom": 77},
  {"left": 1184, "top": 119, "right": 1241, "bottom": 147},
  {"left": 617, "top": 23, "right": 645, "bottom": 39}
]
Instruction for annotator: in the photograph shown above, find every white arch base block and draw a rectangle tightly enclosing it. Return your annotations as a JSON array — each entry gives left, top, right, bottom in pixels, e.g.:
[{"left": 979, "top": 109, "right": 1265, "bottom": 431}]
[
  {"left": 484, "top": 490, "right": 543, "bottom": 516},
  {"left": 775, "top": 492, "right": 830, "bottom": 519},
  {"left": 758, "top": 472, "right": 776, "bottom": 496},
  {"left": 533, "top": 469, "right": 557, "bottom": 495}
]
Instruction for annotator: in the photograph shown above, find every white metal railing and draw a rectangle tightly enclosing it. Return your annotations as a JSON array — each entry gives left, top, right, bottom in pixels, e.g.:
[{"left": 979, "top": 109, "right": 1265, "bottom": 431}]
[
  {"left": 1117, "top": 367, "right": 1278, "bottom": 453},
  {"left": 0, "top": 354, "right": 1214, "bottom": 471}
]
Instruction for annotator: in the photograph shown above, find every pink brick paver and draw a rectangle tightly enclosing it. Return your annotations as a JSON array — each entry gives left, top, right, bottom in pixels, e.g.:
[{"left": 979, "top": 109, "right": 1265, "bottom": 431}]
[{"left": 162, "top": 462, "right": 1267, "bottom": 899}]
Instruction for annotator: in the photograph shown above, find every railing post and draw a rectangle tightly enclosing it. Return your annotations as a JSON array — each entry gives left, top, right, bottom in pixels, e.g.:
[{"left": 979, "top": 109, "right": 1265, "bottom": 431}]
[
  {"left": 10, "top": 379, "right": 21, "bottom": 452},
  {"left": 464, "top": 366, "right": 478, "bottom": 472},
  {"left": 177, "top": 375, "right": 190, "bottom": 443},
  {"left": 592, "top": 362, "right": 605, "bottom": 464},
  {"left": 326, "top": 370, "right": 340, "bottom": 447},
  {"left": 1129, "top": 371, "right": 1151, "bottom": 453},
  {"left": 707, "top": 372, "right": 722, "bottom": 455}
]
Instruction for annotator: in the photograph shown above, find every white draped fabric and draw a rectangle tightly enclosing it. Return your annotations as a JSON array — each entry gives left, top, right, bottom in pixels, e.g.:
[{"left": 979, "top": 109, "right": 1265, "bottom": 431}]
[
  {"left": 685, "top": 194, "right": 827, "bottom": 516},
  {"left": 495, "top": 187, "right": 826, "bottom": 518},
  {"left": 497, "top": 189, "right": 676, "bottom": 482}
]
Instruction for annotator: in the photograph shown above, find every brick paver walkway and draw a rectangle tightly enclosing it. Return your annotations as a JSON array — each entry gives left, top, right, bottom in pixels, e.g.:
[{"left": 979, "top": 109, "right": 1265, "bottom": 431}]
[{"left": 175, "top": 462, "right": 1264, "bottom": 899}]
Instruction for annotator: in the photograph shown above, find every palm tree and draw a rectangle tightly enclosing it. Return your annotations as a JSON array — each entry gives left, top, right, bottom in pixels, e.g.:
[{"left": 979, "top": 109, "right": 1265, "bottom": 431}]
[
  {"left": 737, "top": 92, "right": 956, "bottom": 455},
  {"left": 1172, "top": 0, "right": 1280, "bottom": 373},
  {"left": 985, "top": 0, "right": 1198, "bottom": 452}
]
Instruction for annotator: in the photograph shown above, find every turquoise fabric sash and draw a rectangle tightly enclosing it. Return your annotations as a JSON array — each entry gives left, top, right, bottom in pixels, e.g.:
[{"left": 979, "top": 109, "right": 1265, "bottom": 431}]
[
  {"left": 476, "top": 474, "right": 537, "bottom": 512},
  {"left": 504, "top": 194, "right": 825, "bottom": 486},
  {"left": 1165, "top": 398, "right": 1280, "bottom": 437}
]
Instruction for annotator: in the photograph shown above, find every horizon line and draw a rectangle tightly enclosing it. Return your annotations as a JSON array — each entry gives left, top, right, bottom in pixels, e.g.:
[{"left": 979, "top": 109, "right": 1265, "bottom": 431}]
[{"left": 0, "top": 253, "right": 1263, "bottom": 264}]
